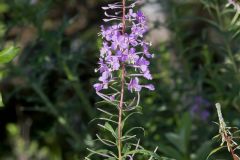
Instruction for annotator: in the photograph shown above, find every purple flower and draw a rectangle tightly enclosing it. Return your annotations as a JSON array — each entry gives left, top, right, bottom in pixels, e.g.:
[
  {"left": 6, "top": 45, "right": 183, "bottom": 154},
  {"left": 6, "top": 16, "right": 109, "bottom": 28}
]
[
  {"left": 93, "top": 1, "right": 154, "bottom": 97},
  {"left": 143, "top": 84, "right": 155, "bottom": 91},
  {"left": 94, "top": 83, "right": 103, "bottom": 92},
  {"left": 136, "top": 11, "right": 145, "bottom": 23},
  {"left": 126, "top": 9, "right": 137, "bottom": 20},
  {"left": 128, "top": 48, "right": 139, "bottom": 64},
  {"left": 100, "top": 42, "right": 111, "bottom": 57},
  {"left": 128, "top": 77, "right": 142, "bottom": 92},
  {"left": 99, "top": 71, "right": 110, "bottom": 83},
  {"left": 129, "top": 34, "right": 138, "bottom": 46},
  {"left": 128, "top": 78, "right": 155, "bottom": 92},
  {"left": 111, "top": 34, "right": 129, "bottom": 50},
  {"left": 109, "top": 95, "right": 115, "bottom": 101},
  {"left": 143, "top": 43, "right": 153, "bottom": 58},
  {"left": 136, "top": 57, "right": 150, "bottom": 66},
  {"left": 190, "top": 96, "right": 211, "bottom": 121},
  {"left": 106, "top": 55, "right": 120, "bottom": 71},
  {"left": 96, "top": 58, "right": 108, "bottom": 73},
  {"left": 143, "top": 71, "right": 152, "bottom": 80}
]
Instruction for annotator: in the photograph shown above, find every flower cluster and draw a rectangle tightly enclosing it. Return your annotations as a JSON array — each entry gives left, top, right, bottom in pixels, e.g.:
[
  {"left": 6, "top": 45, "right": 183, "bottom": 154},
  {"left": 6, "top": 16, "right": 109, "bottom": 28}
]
[{"left": 94, "top": 1, "right": 154, "bottom": 97}]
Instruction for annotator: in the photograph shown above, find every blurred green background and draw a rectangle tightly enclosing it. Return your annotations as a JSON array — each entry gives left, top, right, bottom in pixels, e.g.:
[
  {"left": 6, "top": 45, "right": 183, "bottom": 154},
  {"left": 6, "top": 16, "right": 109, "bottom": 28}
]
[{"left": 0, "top": 0, "right": 240, "bottom": 159}]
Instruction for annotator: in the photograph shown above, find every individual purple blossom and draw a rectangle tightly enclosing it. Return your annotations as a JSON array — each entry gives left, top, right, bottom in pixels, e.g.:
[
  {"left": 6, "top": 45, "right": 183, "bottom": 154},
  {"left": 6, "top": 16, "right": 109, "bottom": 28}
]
[
  {"left": 93, "top": 1, "right": 154, "bottom": 100},
  {"left": 144, "top": 84, "right": 155, "bottom": 90},
  {"left": 129, "top": 34, "right": 138, "bottom": 46},
  {"left": 127, "top": 48, "right": 139, "bottom": 63},
  {"left": 93, "top": 83, "right": 103, "bottom": 92},
  {"left": 143, "top": 71, "right": 152, "bottom": 80},
  {"left": 100, "top": 42, "right": 111, "bottom": 57},
  {"left": 126, "top": 9, "right": 137, "bottom": 20},
  {"left": 128, "top": 77, "right": 155, "bottom": 92},
  {"left": 128, "top": 77, "right": 142, "bottom": 92},
  {"left": 99, "top": 71, "right": 110, "bottom": 83}
]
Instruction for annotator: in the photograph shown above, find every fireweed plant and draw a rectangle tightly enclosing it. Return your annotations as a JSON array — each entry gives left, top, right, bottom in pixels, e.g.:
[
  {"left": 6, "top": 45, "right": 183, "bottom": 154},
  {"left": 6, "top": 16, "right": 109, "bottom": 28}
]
[
  {"left": 207, "top": 103, "right": 240, "bottom": 160},
  {"left": 205, "top": 0, "right": 240, "bottom": 160},
  {"left": 85, "top": 0, "right": 161, "bottom": 160}
]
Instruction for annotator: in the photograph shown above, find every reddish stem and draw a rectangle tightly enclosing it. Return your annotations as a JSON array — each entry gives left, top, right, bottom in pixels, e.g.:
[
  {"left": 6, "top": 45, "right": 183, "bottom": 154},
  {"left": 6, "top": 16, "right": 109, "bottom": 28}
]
[
  {"left": 118, "top": 65, "right": 125, "bottom": 160},
  {"left": 117, "top": 0, "right": 126, "bottom": 160},
  {"left": 224, "top": 133, "right": 238, "bottom": 160}
]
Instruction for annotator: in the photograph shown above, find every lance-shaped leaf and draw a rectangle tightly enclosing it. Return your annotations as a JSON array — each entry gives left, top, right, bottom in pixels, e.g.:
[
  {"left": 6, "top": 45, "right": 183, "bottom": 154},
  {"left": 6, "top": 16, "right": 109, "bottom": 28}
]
[
  {"left": 0, "top": 46, "right": 20, "bottom": 64},
  {"left": 0, "top": 92, "right": 3, "bottom": 107}
]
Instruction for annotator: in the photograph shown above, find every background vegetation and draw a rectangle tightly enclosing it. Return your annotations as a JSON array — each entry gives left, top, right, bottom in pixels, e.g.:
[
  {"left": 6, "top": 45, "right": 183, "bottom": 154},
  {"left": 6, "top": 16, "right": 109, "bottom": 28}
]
[{"left": 0, "top": 0, "right": 239, "bottom": 159}]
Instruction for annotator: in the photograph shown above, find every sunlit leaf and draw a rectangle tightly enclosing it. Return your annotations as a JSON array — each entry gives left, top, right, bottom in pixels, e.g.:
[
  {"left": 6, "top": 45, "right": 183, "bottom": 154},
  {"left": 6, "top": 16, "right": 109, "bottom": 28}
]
[
  {"left": 0, "top": 46, "right": 20, "bottom": 64},
  {"left": 0, "top": 92, "right": 3, "bottom": 107},
  {"left": 0, "top": 3, "right": 9, "bottom": 13}
]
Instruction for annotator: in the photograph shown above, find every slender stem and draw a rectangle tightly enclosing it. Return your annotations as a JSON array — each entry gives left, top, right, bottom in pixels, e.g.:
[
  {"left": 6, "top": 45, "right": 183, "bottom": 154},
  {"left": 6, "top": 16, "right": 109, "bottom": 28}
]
[
  {"left": 118, "top": 65, "right": 125, "bottom": 160},
  {"left": 122, "top": 0, "right": 126, "bottom": 32},
  {"left": 118, "top": 0, "right": 126, "bottom": 160},
  {"left": 224, "top": 133, "right": 238, "bottom": 160}
]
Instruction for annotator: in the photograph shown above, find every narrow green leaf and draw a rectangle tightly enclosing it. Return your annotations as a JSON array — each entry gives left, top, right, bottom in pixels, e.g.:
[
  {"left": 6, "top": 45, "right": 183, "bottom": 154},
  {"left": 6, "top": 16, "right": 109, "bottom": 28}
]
[
  {"left": 96, "top": 134, "right": 115, "bottom": 146},
  {"left": 179, "top": 112, "right": 192, "bottom": 154},
  {"left": 122, "top": 111, "right": 141, "bottom": 129},
  {"left": 231, "top": 12, "right": 240, "bottom": 25},
  {"left": 0, "top": 46, "right": 20, "bottom": 64},
  {"left": 121, "top": 135, "right": 136, "bottom": 142},
  {"left": 157, "top": 143, "right": 182, "bottom": 159},
  {"left": 194, "top": 141, "right": 212, "bottom": 160},
  {"left": 122, "top": 143, "right": 131, "bottom": 155},
  {"left": 212, "top": 134, "right": 220, "bottom": 140},
  {"left": 86, "top": 148, "right": 117, "bottom": 159},
  {"left": 206, "top": 146, "right": 226, "bottom": 160},
  {"left": 124, "top": 127, "right": 145, "bottom": 136},
  {"left": 123, "top": 149, "right": 161, "bottom": 159},
  {"left": 103, "top": 122, "right": 117, "bottom": 138},
  {"left": 0, "top": 92, "right": 3, "bottom": 107},
  {"left": 165, "top": 133, "right": 183, "bottom": 154}
]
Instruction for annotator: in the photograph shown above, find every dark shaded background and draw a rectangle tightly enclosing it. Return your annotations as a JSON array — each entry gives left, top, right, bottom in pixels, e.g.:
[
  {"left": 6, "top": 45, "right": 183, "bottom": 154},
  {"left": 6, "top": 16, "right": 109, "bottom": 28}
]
[{"left": 0, "top": 0, "right": 240, "bottom": 159}]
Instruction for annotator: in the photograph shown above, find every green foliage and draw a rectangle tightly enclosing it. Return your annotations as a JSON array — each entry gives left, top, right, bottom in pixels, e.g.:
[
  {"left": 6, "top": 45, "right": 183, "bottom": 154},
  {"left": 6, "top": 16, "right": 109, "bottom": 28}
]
[
  {"left": 208, "top": 103, "right": 240, "bottom": 159},
  {"left": 0, "top": 92, "right": 3, "bottom": 107},
  {"left": 5, "top": 123, "right": 51, "bottom": 160},
  {"left": 85, "top": 103, "right": 161, "bottom": 159},
  {"left": 0, "top": 46, "right": 19, "bottom": 64},
  {"left": 0, "top": 46, "right": 19, "bottom": 107},
  {"left": 0, "top": 0, "right": 239, "bottom": 159},
  {"left": 157, "top": 113, "right": 211, "bottom": 160}
]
